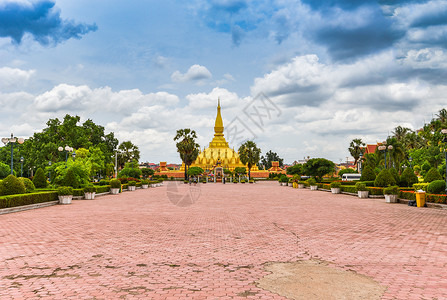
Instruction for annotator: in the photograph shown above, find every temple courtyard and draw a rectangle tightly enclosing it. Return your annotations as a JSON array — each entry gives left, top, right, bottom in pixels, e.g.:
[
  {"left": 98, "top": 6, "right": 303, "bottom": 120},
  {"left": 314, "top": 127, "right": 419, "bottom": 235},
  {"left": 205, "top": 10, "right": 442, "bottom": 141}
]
[{"left": 1, "top": 181, "right": 447, "bottom": 299}]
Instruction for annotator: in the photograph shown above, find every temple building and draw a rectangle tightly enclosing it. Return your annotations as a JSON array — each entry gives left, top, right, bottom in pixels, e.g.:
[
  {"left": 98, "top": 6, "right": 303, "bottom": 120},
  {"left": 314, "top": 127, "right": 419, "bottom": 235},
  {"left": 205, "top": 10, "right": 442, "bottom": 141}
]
[{"left": 155, "top": 99, "right": 284, "bottom": 179}]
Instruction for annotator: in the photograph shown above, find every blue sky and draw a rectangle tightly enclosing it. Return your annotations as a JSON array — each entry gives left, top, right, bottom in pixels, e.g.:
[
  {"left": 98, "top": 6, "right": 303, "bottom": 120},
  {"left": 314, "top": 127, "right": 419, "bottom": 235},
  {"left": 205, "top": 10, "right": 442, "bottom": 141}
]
[{"left": 1, "top": 0, "right": 447, "bottom": 164}]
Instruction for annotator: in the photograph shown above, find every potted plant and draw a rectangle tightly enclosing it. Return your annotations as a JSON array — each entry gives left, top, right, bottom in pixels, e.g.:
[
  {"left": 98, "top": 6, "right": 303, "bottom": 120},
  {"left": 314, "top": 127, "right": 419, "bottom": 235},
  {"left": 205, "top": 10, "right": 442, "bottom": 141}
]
[
  {"left": 249, "top": 179, "right": 254, "bottom": 184},
  {"left": 297, "top": 180, "right": 305, "bottom": 189},
  {"left": 141, "top": 179, "right": 149, "bottom": 189},
  {"left": 110, "top": 179, "right": 121, "bottom": 194},
  {"left": 184, "top": 179, "right": 188, "bottom": 184},
  {"left": 201, "top": 178, "right": 207, "bottom": 184},
  {"left": 233, "top": 178, "right": 238, "bottom": 183},
  {"left": 241, "top": 178, "right": 246, "bottom": 184},
  {"left": 292, "top": 175, "right": 300, "bottom": 188},
  {"left": 83, "top": 184, "right": 96, "bottom": 200},
  {"left": 128, "top": 180, "right": 137, "bottom": 191},
  {"left": 356, "top": 182, "right": 369, "bottom": 198},
  {"left": 384, "top": 185, "right": 399, "bottom": 203},
  {"left": 58, "top": 186, "right": 74, "bottom": 204},
  {"left": 308, "top": 178, "right": 318, "bottom": 190},
  {"left": 330, "top": 181, "right": 341, "bottom": 194}
]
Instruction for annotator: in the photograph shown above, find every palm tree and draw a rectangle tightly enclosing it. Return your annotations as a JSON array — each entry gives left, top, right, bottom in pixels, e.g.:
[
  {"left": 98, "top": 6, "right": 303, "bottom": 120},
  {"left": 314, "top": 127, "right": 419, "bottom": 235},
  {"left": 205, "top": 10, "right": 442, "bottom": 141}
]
[
  {"left": 238, "top": 140, "right": 261, "bottom": 180},
  {"left": 174, "top": 129, "right": 200, "bottom": 180},
  {"left": 392, "top": 126, "right": 410, "bottom": 143},
  {"left": 436, "top": 108, "right": 447, "bottom": 124},
  {"left": 348, "top": 138, "right": 365, "bottom": 171}
]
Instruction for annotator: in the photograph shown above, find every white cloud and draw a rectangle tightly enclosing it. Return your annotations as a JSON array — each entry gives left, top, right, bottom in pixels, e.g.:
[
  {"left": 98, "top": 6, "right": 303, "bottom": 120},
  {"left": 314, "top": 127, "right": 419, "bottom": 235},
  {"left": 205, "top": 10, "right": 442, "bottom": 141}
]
[
  {"left": 0, "top": 67, "right": 35, "bottom": 89},
  {"left": 33, "top": 84, "right": 180, "bottom": 113},
  {"left": 171, "top": 64, "right": 212, "bottom": 83}
]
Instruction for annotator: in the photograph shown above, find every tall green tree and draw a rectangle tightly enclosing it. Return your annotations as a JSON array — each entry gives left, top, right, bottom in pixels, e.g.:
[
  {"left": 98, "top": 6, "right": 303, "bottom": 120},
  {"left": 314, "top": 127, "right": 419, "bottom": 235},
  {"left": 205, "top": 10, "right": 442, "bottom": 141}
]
[
  {"left": 260, "top": 150, "right": 283, "bottom": 170},
  {"left": 0, "top": 114, "right": 119, "bottom": 176},
  {"left": 302, "top": 158, "right": 335, "bottom": 182},
  {"left": 174, "top": 129, "right": 200, "bottom": 179},
  {"left": 348, "top": 138, "right": 365, "bottom": 171},
  {"left": 117, "top": 141, "right": 140, "bottom": 169},
  {"left": 238, "top": 140, "right": 261, "bottom": 180}
]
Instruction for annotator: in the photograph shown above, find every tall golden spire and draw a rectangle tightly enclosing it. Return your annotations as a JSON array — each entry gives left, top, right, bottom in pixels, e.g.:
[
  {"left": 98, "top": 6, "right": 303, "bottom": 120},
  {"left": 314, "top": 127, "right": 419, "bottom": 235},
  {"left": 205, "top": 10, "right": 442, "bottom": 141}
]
[
  {"left": 214, "top": 98, "right": 224, "bottom": 136},
  {"left": 209, "top": 98, "right": 229, "bottom": 148}
]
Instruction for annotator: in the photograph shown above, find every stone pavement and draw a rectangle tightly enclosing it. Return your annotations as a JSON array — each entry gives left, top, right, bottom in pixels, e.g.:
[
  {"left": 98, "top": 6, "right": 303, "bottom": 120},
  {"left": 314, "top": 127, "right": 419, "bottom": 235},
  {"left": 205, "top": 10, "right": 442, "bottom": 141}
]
[{"left": 0, "top": 181, "right": 446, "bottom": 299}]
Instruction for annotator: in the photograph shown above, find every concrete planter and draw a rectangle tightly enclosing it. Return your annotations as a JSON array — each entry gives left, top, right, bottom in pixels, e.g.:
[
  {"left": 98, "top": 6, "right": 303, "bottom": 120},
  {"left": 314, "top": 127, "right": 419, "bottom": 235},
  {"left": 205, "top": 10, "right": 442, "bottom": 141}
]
[
  {"left": 310, "top": 185, "right": 318, "bottom": 190},
  {"left": 385, "top": 194, "right": 398, "bottom": 203},
  {"left": 298, "top": 184, "right": 305, "bottom": 189},
  {"left": 128, "top": 186, "right": 136, "bottom": 191},
  {"left": 358, "top": 191, "right": 369, "bottom": 198},
  {"left": 110, "top": 188, "right": 120, "bottom": 195},
  {"left": 84, "top": 192, "right": 96, "bottom": 200},
  {"left": 331, "top": 188, "right": 341, "bottom": 194},
  {"left": 151, "top": 184, "right": 157, "bottom": 188},
  {"left": 58, "top": 195, "right": 73, "bottom": 205},
  {"left": 142, "top": 184, "right": 149, "bottom": 189}
]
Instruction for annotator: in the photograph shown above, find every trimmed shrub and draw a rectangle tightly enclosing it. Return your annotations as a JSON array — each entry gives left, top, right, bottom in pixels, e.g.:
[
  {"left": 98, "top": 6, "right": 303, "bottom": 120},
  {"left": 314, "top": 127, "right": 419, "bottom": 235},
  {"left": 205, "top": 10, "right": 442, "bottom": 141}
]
[
  {"left": 355, "top": 182, "right": 367, "bottom": 191},
  {"left": 421, "top": 161, "right": 431, "bottom": 174},
  {"left": 389, "top": 168, "right": 400, "bottom": 185},
  {"left": 362, "top": 181, "right": 375, "bottom": 186},
  {"left": 1, "top": 175, "right": 26, "bottom": 195},
  {"left": 414, "top": 183, "right": 429, "bottom": 191},
  {"left": 374, "top": 169, "right": 396, "bottom": 187},
  {"left": 128, "top": 180, "right": 137, "bottom": 186},
  {"left": 330, "top": 181, "right": 341, "bottom": 188},
  {"left": 99, "top": 179, "right": 110, "bottom": 186},
  {"left": 427, "top": 180, "right": 446, "bottom": 194},
  {"left": 424, "top": 168, "right": 442, "bottom": 183},
  {"left": 57, "top": 186, "right": 73, "bottom": 196},
  {"left": 360, "top": 165, "right": 376, "bottom": 181},
  {"left": 110, "top": 179, "right": 121, "bottom": 188},
  {"left": 33, "top": 168, "right": 47, "bottom": 188},
  {"left": 0, "top": 162, "right": 11, "bottom": 179},
  {"left": 19, "top": 177, "right": 35, "bottom": 193},
  {"left": 384, "top": 186, "right": 399, "bottom": 195},
  {"left": 307, "top": 178, "right": 317, "bottom": 186},
  {"left": 0, "top": 191, "right": 58, "bottom": 209},
  {"left": 141, "top": 179, "right": 149, "bottom": 185},
  {"left": 63, "top": 169, "right": 80, "bottom": 188},
  {"left": 83, "top": 184, "right": 96, "bottom": 193},
  {"left": 400, "top": 168, "right": 418, "bottom": 187}
]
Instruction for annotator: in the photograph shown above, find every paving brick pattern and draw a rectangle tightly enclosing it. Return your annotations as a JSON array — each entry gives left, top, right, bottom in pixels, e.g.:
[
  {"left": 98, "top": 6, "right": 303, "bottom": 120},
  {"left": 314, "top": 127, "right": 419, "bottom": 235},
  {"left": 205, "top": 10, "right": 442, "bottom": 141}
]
[{"left": 0, "top": 181, "right": 446, "bottom": 299}]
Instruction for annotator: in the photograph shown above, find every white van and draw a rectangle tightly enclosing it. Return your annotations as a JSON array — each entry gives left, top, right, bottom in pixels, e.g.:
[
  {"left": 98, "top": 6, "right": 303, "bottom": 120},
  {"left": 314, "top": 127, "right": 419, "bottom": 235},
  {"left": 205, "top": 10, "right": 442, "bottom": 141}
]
[{"left": 341, "top": 173, "right": 361, "bottom": 181}]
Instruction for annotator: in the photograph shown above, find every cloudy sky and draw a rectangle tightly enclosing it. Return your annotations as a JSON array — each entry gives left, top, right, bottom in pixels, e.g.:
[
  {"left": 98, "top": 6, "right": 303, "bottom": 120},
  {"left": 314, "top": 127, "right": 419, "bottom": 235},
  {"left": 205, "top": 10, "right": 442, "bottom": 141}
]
[{"left": 1, "top": 0, "right": 447, "bottom": 164}]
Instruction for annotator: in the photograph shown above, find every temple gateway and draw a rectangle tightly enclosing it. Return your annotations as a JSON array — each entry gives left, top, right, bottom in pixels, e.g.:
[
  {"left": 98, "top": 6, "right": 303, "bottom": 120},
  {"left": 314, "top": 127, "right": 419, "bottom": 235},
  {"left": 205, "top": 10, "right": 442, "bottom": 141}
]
[{"left": 155, "top": 99, "right": 284, "bottom": 180}]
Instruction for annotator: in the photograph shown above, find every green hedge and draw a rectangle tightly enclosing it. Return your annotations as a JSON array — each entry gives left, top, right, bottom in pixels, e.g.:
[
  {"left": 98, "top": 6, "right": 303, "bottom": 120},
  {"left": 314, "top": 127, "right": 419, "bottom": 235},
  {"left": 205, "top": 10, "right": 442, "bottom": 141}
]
[
  {"left": 426, "top": 194, "right": 447, "bottom": 204},
  {"left": 399, "top": 191, "right": 416, "bottom": 201},
  {"left": 0, "top": 191, "right": 58, "bottom": 209},
  {"left": 322, "top": 183, "right": 331, "bottom": 190},
  {"left": 367, "top": 187, "right": 384, "bottom": 195},
  {"left": 72, "top": 189, "right": 84, "bottom": 196},
  {"left": 341, "top": 186, "right": 357, "bottom": 193},
  {"left": 95, "top": 185, "right": 111, "bottom": 193}
]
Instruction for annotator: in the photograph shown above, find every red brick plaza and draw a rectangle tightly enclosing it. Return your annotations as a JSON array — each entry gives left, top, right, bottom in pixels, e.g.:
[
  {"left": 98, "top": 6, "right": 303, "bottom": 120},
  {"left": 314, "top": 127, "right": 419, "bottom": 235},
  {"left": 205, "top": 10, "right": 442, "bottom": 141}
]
[{"left": 1, "top": 181, "right": 447, "bottom": 299}]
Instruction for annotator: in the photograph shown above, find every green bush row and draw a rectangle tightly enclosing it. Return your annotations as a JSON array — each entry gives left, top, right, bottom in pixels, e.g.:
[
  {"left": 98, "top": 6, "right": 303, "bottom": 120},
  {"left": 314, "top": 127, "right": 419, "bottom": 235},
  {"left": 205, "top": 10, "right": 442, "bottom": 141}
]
[{"left": 0, "top": 191, "right": 58, "bottom": 209}]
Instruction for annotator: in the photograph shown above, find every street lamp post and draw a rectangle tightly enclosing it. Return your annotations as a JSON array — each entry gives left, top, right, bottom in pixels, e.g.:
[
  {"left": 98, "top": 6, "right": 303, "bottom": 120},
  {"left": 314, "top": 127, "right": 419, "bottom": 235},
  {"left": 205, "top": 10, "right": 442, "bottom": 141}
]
[
  {"left": 1, "top": 134, "right": 25, "bottom": 175},
  {"left": 359, "top": 153, "right": 363, "bottom": 174},
  {"left": 49, "top": 161, "right": 52, "bottom": 183},
  {"left": 58, "top": 145, "right": 73, "bottom": 162},
  {"left": 378, "top": 142, "right": 393, "bottom": 169},
  {"left": 409, "top": 156, "right": 413, "bottom": 168},
  {"left": 20, "top": 157, "right": 24, "bottom": 177},
  {"left": 441, "top": 129, "right": 447, "bottom": 192}
]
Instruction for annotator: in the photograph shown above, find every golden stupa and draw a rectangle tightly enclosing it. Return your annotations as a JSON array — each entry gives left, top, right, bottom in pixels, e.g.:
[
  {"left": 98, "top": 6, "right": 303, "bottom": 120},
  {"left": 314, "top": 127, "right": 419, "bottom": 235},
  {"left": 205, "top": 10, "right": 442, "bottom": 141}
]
[{"left": 180, "top": 99, "right": 258, "bottom": 174}]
